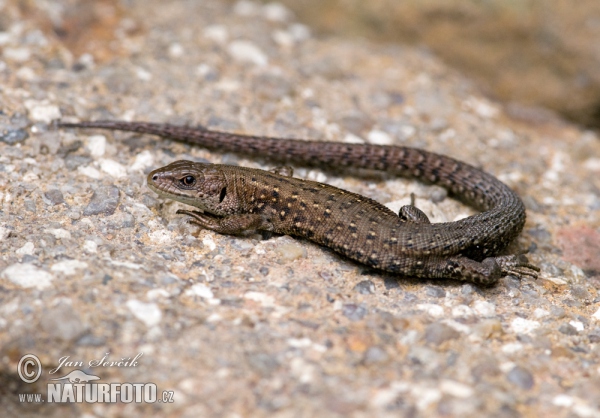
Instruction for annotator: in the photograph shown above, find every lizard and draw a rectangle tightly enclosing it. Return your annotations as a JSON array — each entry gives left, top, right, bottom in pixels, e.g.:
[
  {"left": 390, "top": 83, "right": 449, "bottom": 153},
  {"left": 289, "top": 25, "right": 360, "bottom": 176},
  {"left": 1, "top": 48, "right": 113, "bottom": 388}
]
[{"left": 58, "top": 120, "right": 539, "bottom": 285}]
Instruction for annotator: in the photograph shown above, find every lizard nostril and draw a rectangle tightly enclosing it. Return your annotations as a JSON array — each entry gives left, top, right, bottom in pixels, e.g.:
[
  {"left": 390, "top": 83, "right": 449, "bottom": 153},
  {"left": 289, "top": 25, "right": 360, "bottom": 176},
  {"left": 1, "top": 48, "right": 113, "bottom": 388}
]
[{"left": 152, "top": 174, "right": 158, "bottom": 181}]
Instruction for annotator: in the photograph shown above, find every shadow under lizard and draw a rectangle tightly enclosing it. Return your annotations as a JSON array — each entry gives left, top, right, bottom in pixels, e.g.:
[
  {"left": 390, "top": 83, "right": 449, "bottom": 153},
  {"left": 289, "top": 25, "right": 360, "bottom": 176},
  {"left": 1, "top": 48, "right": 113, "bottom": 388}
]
[{"left": 58, "top": 120, "right": 539, "bottom": 285}]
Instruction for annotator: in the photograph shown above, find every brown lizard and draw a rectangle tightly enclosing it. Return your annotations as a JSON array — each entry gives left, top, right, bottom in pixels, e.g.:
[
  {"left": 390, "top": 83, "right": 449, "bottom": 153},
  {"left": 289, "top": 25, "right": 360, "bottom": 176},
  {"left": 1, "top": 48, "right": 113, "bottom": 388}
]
[{"left": 58, "top": 120, "right": 539, "bottom": 285}]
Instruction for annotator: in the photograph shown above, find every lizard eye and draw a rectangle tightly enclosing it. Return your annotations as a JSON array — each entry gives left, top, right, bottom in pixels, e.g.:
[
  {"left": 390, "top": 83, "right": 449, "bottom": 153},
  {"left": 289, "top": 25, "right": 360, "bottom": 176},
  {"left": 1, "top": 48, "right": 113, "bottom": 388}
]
[{"left": 180, "top": 175, "right": 196, "bottom": 187}]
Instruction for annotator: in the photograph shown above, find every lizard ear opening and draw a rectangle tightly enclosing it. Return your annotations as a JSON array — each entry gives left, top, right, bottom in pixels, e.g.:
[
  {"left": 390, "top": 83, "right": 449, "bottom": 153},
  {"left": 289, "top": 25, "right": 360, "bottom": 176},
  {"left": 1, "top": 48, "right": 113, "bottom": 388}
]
[{"left": 219, "top": 187, "right": 227, "bottom": 203}]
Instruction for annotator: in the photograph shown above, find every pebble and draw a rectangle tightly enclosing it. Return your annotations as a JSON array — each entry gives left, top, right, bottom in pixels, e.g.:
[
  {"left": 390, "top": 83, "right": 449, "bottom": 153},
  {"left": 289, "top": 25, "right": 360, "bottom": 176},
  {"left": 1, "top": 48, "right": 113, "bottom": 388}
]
[
  {"left": 0, "top": 225, "right": 11, "bottom": 241},
  {"left": 227, "top": 40, "right": 268, "bottom": 66},
  {"left": 83, "top": 186, "right": 120, "bottom": 216},
  {"left": 425, "top": 286, "right": 446, "bottom": 298},
  {"left": 0, "top": 128, "right": 28, "bottom": 144},
  {"left": 50, "top": 260, "right": 88, "bottom": 275},
  {"left": 364, "top": 346, "right": 388, "bottom": 364},
  {"left": 44, "top": 189, "right": 65, "bottom": 205},
  {"left": 354, "top": 280, "right": 375, "bottom": 295},
  {"left": 202, "top": 234, "right": 217, "bottom": 251},
  {"left": 126, "top": 300, "right": 162, "bottom": 327},
  {"left": 87, "top": 135, "right": 107, "bottom": 157},
  {"left": 275, "top": 241, "right": 306, "bottom": 262},
  {"left": 510, "top": 317, "right": 540, "bottom": 334},
  {"left": 473, "top": 319, "right": 503, "bottom": 339},
  {"left": 83, "top": 240, "right": 98, "bottom": 253},
  {"left": 99, "top": 159, "right": 127, "bottom": 178},
  {"left": 130, "top": 150, "right": 154, "bottom": 172},
  {"left": 417, "top": 303, "right": 445, "bottom": 318},
  {"left": 46, "top": 228, "right": 71, "bottom": 240},
  {"left": 1, "top": 263, "right": 53, "bottom": 289},
  {"left": 244, "top": 291, "right": 275, "bottom": 307},
  {"left": 558, "top": 323, "right": 579, "bottom": 335},
  {"left": 15, "top": 242, "right": 35, "bottom": 256},
  {"left": 78, "top": 165, "right": 102, "bottom": 179},
  {"left": 342, "top": 304, "right": 368, "bottom": 321},
  {"left": 185, "top": 283, "right": 215, "bottom": 299},
  {"left": 3, "top": 47, "right": 31, "bottom": 61},
  {"left": 472, "top": 300, "right": 496, "bottom": 317},
  {"left": 367, "top": 130, "right": 394, "bottom": 145},
  {"left": 23, "top": 99, "right": 61, "bottom": 123},
  {"left": 424, "top": 322, "right": 460, "bottom": 345},
  {"left": 262, "top": 3, "right": 291, "bottom": 22},
  {"left": 440, "top": 380, "right": 474, "bottom": 398},
  {"left": 507, "top": 366, "right": 534, "bottom": 390},
  {"left": 203, "top": 25, "right": 229, "bottom": 44},
  {"left": 233, "top": 0, "right": 259, "bottom": 16}
]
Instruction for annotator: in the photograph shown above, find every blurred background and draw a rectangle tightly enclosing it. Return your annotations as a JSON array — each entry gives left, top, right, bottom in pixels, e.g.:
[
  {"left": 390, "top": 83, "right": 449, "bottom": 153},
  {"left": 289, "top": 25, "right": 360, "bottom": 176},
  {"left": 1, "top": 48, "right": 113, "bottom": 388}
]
[
  {"left": 274, "top": 0, "right": 600, "bottom": 129},
  {"left": 7, "top": 0, "right": 600, "bottom": 129}
]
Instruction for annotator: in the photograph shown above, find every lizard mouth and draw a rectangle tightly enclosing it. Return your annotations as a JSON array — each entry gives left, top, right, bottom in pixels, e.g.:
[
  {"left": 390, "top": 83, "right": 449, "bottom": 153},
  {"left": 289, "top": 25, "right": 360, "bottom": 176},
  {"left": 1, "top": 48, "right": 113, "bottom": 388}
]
[{"left": 147, "top": 170, "right": 206, "bottom": 210}]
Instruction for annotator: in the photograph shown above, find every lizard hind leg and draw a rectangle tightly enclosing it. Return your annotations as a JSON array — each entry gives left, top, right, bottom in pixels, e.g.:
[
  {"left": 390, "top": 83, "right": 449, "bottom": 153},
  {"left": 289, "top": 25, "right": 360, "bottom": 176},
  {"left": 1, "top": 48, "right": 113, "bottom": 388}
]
[
  {"left": 398, "top": 205, "right": 431, "bottom": 224},
  {"left": 441, "top": 254, "right": 539, "bottom": 285},
  {"left": 398, "top": 193, "right": 431, "bottom": 224}
]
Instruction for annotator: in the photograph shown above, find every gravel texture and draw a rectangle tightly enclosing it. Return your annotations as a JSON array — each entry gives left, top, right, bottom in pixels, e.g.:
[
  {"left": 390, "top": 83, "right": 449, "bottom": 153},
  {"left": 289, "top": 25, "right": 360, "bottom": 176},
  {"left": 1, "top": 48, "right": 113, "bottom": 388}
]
[{"left": 0, "top": 0, "right": 599, "bottom": 417}]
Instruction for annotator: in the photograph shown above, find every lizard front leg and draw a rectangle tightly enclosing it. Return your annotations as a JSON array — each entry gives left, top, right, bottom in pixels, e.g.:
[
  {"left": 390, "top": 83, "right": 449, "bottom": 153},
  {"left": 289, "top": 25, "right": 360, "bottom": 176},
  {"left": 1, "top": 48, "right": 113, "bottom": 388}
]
[{"left": 177, "top": 209, "right": 274, "bottom": 234}]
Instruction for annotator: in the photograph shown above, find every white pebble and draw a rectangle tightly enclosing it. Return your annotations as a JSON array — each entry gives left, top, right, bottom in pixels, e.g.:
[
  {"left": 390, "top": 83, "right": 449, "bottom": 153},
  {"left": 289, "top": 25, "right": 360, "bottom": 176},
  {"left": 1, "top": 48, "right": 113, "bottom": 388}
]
[
  {"left": 510, "top": 317, "right": 540, "bottom": 334},
  {"left": 87, "top": 135, "right": 106, "bottom": 157},
  {"left": 15, "top": 242, "right": 35, "bottom": 256},
  {"left": 416, "top": 303, "right": 444, "bottom": 318},
  {"left": 185, "top": 283, "right": 214, "bottom": 299},
  {"left": 99, "top": 158, "right": 127, "bottom": 178},
  {"left": 202, "top": 234, "right": 216, "bottom": 251},
  {"left": 244, "top": 291, "right": 275, "bottom": 307},
  {"left": 0, "top": 225, "right": 9, "bottom": 240},
  {"left": 130, "top": 150, "right": 154, "bottom": 172},
  {"left": 289, "top": 24, "right": 311, "bottom": 41},
  {"left": 146, "top": 289, "right": 170, "bottom": 300},
  {"left": 593, "top": 307, "right": 600, "bottom": 321},
  {"left": 368, "top": 130, "right": 394, "bottom": 145},
  {"left": 262, "top": 3, "right": 291, "bottom": 22},
  {"left": 569, "top": 320, "right": 584, "bottom": 331},
  {"left": 50, "top": 260, "right": 88, "bottom": 275},
  {"left": 148, "top": 230, "right": 172, "bottom": 244},
  {"left": 24, "top": 99, "right": 61, "bottom": 123},
  {"left": 342, "top": 133, "right": 365, "bottom": 144},
  {"left": 473, "top": 300, "right": 496, "bottom": 317},
  {"left": 552, "top": 395, "right": 573, "bottom": 407},
  {"left": 272, "top": 30, "right": 294, "bottom": 48},
  {"left": 0, "top": 32, "right": 12, "bottom": 45},
  {"left": 501, "top": 342, "right": 524, "bottom": 354},
  {"left": 203, "top": 25, "right": 229, "bottom": 44},
  {"left": 126, "top": 300, "right": 162, "bottom": 327},
  {"left": 16, "top": 67, "right": 37, "bottom": 81},
  {"left": 1, "top": 264, "right": 53, "bottom": 289},
  {"left": 227, "top": 40, "right": 268, "bottom": 66},
  {"left": 45, "top": 228, "right": 72, "bottom": 240},
  {"left": 168, "top": 42, "right": 184, "bottom": 58},
  {"left": 135, "top": 67, "right": 152, "bottom": 81},
  {"left": 78, "top": 165, "right": 102, "bottom": 179},
  {"left": 233, "top": 0, "right": 259, "bottom": 16},
  {"left": 440, "top": 380, "right": 474, "bottom": 398},
  {"left": 3, "top": 47, "right": 31, "bottom": 61},
  {"left": 451, "top": 304, "right": 473, "bottom": 317},
  {"left": 83, "top": 240, "right": 98, "bottom": 253}
]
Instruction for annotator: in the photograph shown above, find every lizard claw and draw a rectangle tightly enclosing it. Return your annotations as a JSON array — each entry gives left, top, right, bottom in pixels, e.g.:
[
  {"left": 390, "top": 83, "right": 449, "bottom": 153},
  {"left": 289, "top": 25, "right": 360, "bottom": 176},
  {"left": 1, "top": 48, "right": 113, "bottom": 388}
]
[{"left": 495, "top": 254, "right": 540, "bottom": 280}]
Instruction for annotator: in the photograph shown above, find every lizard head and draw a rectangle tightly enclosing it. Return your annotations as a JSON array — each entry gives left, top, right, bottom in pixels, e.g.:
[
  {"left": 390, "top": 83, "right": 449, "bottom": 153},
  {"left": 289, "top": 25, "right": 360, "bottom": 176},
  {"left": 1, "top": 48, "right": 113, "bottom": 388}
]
[{"left": 147, "top": 160, "right": 233, "bottom": 215}]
